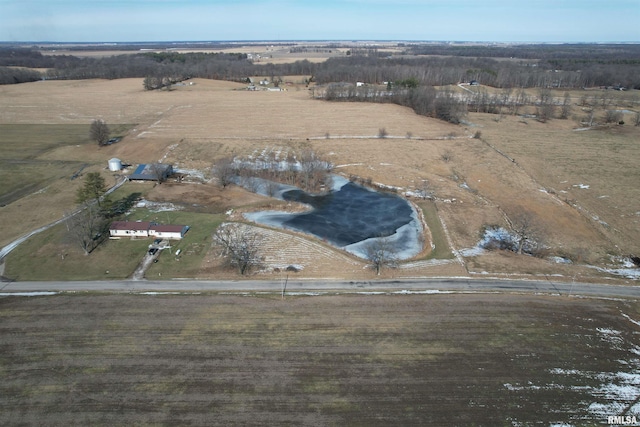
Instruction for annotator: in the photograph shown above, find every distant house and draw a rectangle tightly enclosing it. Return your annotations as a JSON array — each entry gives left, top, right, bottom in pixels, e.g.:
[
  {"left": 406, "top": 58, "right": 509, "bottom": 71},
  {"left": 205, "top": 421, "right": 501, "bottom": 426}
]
[
  {"left": 149, "top": 224, "right": 190, "bottom": 240},
  {"left": 469, "top": 80, "right": 479, "bottom": 86},
  {"left": 128, "top": 163, "right": 173, "bottom": 182},
  {"left": 109, "top": 221, "right": 189, "bottom": 240}
]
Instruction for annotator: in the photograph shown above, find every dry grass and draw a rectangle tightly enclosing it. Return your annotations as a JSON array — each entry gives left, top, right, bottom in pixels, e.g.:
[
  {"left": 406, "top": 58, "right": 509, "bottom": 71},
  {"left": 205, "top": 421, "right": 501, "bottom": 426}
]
[{"left": 1, "top": 78, "right": 638, "bottom": 280}]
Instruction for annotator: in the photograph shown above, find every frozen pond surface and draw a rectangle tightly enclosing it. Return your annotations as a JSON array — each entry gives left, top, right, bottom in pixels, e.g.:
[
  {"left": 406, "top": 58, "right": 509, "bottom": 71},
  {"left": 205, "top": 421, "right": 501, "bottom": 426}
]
[{"left": 244, "top": 176, "right": 423, "bottom": 260}]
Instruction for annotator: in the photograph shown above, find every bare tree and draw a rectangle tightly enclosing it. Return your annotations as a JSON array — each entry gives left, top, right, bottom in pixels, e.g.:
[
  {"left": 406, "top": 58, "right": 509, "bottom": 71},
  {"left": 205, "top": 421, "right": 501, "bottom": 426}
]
[
  {"left": 560, "top": 92, "right": 572, "bottom": 119},
  {"left": 89, "top": 119, "right": 110, "bottom": 146},
  {"left": 364, "top": 235, "right": 398, "bottom": 275},
  {"left": 434, "top": 89, "right": 466, "bottom": 124},
  {"left": 66, "top": 204, "right": 107, "bottom": 255},
  {"left": 536, "top": 89, "right": 555, "bottom": 123},
  {"left": 509, "top": 211, "right": 542, "bottom": 255},
  {"left": 264, "top": 179, "right": 280, "bottom": 197},
  {"left": 212, "top": 157, "right": 237, "bottom": 189},
  {"left": 298, "top": 149, "right": 331, "bottom": 192},
  {"left": 604, "top": 109, "right": 623, "bottom": 124},
  {"left": 214, "top": 223, "right": 263, "bottom": 275},
  {"left": 150, "top": 163, "right": 170, "bottom": 184},
  {"left": 416, "top": 180, "right": 434, "bottom": 200}
]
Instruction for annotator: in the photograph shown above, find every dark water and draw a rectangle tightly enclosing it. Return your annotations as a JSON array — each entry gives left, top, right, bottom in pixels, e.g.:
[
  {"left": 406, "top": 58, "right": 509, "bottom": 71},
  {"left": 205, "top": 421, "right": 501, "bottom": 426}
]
[{"left": 281, "top": 182, "right": 413, "bottom": 247}]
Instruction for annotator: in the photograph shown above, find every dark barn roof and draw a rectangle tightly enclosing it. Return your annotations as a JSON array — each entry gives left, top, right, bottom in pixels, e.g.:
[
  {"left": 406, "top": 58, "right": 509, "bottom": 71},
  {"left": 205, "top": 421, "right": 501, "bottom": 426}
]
[{"left": 129, "top": 163, "right": 173, "bottom": 181}]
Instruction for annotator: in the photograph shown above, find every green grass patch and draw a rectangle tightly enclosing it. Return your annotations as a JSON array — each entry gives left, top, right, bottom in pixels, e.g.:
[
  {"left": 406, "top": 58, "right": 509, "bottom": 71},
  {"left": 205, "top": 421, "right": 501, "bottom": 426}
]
[
  {"left": 4, "top": 222, "right": 150, "bottom": 280},
  {"left": 142, "top": 210, "right": 225, "bottom": 279},
  {"left": 417, "top": 200, "right": 455, "bottom": 260},
  {"left": 4, "top": 192, "right": 223, "bottom": 280},
  {"left": 106, "top": 181, "right": 155, "bottom": 201}
]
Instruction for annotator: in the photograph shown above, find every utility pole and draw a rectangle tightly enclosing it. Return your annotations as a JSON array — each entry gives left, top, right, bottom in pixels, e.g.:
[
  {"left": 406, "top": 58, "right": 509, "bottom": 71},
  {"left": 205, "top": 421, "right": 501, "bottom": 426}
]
[{"left": 282, "top": 274, "right": 288, "bottom": 300}]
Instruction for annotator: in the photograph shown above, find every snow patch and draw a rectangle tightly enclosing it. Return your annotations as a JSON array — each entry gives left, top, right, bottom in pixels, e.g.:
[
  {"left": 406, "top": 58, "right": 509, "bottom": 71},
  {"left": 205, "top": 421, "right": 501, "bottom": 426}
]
[
  {"left": 136, "top": 199, "right": 184, "bottom": 212},
  {"left": 0, "top": 292, "right": 58, "bottom": 297}
]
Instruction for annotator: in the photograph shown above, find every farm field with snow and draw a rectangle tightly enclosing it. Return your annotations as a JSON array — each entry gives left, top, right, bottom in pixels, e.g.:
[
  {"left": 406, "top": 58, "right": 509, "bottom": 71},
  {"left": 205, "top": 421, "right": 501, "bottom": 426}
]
[{"left": 1, "top": 293, "right": 639, "bottom": 425}]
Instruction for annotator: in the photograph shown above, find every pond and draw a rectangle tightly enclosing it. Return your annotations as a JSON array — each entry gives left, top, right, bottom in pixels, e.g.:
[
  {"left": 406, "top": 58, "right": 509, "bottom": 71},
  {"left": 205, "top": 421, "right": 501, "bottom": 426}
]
[{"left": 243, "top": 176, "right": 423, "bottom": 260}]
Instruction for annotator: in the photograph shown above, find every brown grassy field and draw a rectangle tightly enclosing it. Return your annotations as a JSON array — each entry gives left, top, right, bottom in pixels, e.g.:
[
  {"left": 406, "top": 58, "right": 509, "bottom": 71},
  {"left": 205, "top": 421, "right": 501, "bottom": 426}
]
[
  {"left": 1, "top": 77, "right": 639, "bottom": 281},
  {"left": 1, "top": 292, "right": 639, "bottom": 425}
]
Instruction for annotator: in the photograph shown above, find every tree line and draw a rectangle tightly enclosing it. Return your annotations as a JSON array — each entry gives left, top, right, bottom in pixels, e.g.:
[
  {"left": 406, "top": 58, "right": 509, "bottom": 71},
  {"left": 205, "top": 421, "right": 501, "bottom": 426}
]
[
  {"left": 313, "top": 54, "right": 639, "bottom": 90},
  {"left": 2, "top": 44, "right": 639, "bottom": 89}
]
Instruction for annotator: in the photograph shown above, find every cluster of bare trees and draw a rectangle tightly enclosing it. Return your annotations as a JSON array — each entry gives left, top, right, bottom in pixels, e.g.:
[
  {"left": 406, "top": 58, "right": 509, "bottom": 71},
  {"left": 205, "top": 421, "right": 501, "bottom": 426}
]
[
  {"left": 143, "top": 75, "right": 185, "bottom": 91},
  {"left": 0, "top": 66, "right": 42, "bottom": 84},
  {"left": 319, "top": 83, "right": 467, "bottom": 124},
  {"left": 67, "top": 173, "right": 139, "bottom": 255},
  {"left": 212, "top": 149, "right": 332, "bottom": 194},
  {"left": 481, "top": 211, "right": 545, "bottom": 257}
]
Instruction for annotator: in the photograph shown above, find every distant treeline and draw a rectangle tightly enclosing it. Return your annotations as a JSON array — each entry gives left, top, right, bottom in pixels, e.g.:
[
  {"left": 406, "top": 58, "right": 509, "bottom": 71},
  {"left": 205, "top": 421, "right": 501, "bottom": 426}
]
[
  {"left": 1, "top": 43, "right": 639, "bottom": 89},
  {"left": 404, "top": 43, "right": 640, "bottom": 62},
  {"left": 314, "top": 54, "right": 639, "bottom": 89}
]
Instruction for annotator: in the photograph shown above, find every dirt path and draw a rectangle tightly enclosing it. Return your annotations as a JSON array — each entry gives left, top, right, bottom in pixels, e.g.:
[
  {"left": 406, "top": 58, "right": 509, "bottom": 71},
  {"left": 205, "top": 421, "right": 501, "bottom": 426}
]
[{"left": 131, "top": 252, "right": 156, "bottom": 280}]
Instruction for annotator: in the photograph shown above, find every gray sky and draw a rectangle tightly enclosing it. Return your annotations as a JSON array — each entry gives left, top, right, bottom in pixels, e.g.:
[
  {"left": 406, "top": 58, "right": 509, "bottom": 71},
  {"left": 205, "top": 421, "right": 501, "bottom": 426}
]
[{"left": 1, "top": 0, "right": 638, "bottom": 43}]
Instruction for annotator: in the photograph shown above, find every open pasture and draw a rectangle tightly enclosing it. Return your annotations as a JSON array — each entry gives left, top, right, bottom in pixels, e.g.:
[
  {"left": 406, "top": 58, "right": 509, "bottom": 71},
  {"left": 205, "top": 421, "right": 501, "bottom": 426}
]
[
  {"left": 0, "top": 78, "right": 639, "bottom": 279},
  {"left": 0, "top": 293, "right": 639, "bottom": 425},
  {"left": 0, "top": 124, "right": 89, "bottom": 206}
]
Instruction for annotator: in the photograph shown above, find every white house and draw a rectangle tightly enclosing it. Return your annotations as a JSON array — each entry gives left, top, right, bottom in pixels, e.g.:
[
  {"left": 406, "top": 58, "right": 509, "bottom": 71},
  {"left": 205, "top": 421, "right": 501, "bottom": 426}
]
[
  {"left": 109, "top": 221, "right": 189, "bottom": 240},
  {"left": 148, "top": 224, "right": 190, "bottom": 240},
  {"left": 109, "top": 221, "right": 152, "bottom": 238}
]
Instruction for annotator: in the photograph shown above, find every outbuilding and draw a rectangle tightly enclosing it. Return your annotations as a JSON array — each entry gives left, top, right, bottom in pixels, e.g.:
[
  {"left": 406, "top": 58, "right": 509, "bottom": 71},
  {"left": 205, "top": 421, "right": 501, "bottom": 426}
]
[
  {"left": 108, "top": 158, "right": 123, "bottom": 172},
  {"left": 128, "top": 163, "right": 173, "bottom": 182}
]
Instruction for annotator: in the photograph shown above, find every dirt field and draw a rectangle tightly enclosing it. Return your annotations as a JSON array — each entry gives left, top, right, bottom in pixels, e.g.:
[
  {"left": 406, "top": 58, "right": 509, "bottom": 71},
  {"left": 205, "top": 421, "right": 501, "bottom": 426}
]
[
  {"left": 1, "top": 292, "right": 638, "bottom": 426},
  {"left": 1, "top": 77, "right": 639, "bottom": 281}
]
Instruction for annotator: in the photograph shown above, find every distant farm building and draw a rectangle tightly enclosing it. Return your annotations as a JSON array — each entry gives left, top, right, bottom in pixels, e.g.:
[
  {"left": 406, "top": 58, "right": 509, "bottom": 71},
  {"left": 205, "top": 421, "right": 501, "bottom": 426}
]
[
  {"left": 109, "top": 221, "right": 189, "bottom": 240},
  {"left": 128, "top": 163, "right": 173, "bottom": 181}
]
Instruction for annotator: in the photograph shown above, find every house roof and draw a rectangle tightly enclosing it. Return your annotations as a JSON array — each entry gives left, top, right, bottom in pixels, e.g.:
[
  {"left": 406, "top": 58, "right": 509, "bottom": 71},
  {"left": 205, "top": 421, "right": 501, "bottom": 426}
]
[
  {"left": 149, "top": 224, "right": 188, "bottom": 233},
  {"left": 110, "top": 221, "right": 152, "bottom": 231},
  {"left": 129, "top": 163, "right": 173, "bottom": 180}
]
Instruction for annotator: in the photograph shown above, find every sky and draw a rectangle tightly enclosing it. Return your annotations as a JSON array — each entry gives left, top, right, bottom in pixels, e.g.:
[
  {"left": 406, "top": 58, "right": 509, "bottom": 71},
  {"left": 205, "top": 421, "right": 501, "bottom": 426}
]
[{"left": 0, "top": 0, "right": 638, "bottom": 43}]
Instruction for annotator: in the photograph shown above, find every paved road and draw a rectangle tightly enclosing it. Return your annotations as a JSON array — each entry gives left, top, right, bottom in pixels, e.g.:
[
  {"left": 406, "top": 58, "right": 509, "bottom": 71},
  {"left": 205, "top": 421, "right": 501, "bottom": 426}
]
[{"left": 1, "top": 278, "right": 638, "bottom": 299}]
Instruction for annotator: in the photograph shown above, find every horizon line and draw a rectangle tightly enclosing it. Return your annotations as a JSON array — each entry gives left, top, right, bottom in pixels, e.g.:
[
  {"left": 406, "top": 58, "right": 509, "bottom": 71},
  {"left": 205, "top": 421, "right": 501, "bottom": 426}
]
[{"left": 2, "top": 39, "right": 639, "bottom": 46}]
